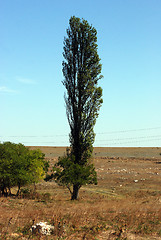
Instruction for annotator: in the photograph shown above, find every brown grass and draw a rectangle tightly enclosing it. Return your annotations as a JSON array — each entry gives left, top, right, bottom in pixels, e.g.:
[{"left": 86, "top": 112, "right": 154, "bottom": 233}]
[{"left": 0, "top": 149, "right": 161, "bottom": 239}]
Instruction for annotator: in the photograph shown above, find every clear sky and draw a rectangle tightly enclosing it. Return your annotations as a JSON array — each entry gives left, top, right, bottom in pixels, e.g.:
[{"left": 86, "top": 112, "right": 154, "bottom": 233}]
[{"left": 1, "top": 0, "right": 161, "bottom": 147}]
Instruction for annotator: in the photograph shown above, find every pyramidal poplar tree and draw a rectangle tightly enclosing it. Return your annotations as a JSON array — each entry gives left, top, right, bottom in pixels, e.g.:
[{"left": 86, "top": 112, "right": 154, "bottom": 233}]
[{"left": 54, "top": 16, "right": 103, "bottom": 200}]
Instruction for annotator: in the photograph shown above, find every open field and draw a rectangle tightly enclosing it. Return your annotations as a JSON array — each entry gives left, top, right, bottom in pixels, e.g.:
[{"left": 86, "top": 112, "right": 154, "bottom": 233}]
[
  {"left": 0, "top": 147, "right": 161, "bottom": 239},
  {"left": 29, "top": 146, "right": 161, "bottom": 159}
]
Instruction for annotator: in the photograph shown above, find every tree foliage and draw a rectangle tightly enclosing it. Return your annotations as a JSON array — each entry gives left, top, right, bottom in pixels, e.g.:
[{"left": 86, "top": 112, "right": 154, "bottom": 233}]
[
  {"left": 0, "top": 142, "right": 48, "bottom": 196},
  {"left": 53, "top": 148, "right": 97, "bottom": 199},
  {"left": 54, "top": 16, "right": 103, "bottom": 200}
]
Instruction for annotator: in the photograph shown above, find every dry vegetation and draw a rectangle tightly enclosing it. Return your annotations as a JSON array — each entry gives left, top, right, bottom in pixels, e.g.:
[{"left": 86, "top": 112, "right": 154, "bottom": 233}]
[{"left": 0, "top": 147, "right": 161, "bottom": 239}]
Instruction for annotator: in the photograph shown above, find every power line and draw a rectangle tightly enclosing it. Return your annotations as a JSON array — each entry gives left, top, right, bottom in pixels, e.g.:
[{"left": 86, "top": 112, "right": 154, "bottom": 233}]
[
  {"left": 95, "top": 135, "right": 161, "bottom": 142},
  {"left": 1, "top": 127, "right": 161, "bottom": 146},
  {"left": 0, "top": 135, "right": 69, "bottom": 138},
  {"left": 3, "top": 137, "right": 161, "bottom": 145},
  {"left": 95, "top": 138, "right": 161, "bottom": 146},
  {"left": 1, "top": 126, "right": 161, "bottom": 138},
  {"left": 96, "top": 126, "right": 161, "bottom": 135}
]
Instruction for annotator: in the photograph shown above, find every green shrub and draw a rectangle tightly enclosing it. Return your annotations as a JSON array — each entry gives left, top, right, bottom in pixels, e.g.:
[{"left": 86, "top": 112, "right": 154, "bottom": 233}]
[{"left": 0, "top": 142, "right": 49, "bottom": 196}]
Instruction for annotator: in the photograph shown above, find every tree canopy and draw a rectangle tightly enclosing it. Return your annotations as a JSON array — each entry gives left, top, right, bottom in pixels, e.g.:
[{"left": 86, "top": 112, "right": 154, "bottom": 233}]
[{"left": 54, "top": 16, "right": 103, "bottom": 200}]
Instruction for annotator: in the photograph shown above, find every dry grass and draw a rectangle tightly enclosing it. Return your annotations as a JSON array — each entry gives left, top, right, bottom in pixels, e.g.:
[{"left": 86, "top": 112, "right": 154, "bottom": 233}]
[{"left": 0, "top": 153, "right": 161, "bottom": 239}]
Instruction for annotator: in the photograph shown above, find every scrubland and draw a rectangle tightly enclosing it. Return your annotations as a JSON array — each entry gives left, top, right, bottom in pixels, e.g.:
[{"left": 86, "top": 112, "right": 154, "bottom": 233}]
[{"left": 0, "top": 147, "right": 161, "bottom": 239}]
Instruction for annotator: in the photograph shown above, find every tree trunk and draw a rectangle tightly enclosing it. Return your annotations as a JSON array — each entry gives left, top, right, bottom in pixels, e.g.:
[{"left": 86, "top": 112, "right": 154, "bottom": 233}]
[
  {"left": 33, "top": 182, "right": 36, "bottom": 192},
  {"left": 71, "top": 184, "right": 79, "bottom": 200},
  {"left": 8, "top": 187, "right": 11, "bottom": 196},
  {"left": 1, "top": 186, "right": 5, "bottom": 196},
  {"left": 2, "top": 187, "right": 8, "bottom": 197},
  {"left": 16, "top": 183, "right": 21, "bottom": 196}
]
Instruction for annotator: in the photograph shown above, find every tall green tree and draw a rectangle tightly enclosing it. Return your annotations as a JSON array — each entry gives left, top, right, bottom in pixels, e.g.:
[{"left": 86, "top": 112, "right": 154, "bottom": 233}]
[{"left": 54, "top": 16, "right": 103, "bottom": 200}]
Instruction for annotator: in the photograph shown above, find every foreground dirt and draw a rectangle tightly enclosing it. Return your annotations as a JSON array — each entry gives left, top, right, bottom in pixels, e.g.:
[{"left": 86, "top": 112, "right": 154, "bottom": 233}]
[{"left": 0, "top": 147, "right": 161, "bottom": 239}]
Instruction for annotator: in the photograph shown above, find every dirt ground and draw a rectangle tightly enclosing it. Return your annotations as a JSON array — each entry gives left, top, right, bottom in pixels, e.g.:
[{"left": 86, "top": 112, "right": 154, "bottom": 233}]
[
  {"left": 0, "top": 147, "right": 161, "bottom": 239},
  {"left": 31, "top": 146, "right": 161, "bottom": 199},
  {"left": 29, "top": 146, "right": 161, "bottom": 159}
]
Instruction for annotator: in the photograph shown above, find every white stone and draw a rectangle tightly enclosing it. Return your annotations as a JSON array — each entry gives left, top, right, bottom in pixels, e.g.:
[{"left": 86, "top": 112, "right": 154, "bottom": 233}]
[
  {"left": 134, "top": 180, "right": 138, "bottom": 183},
  {"left": 31, "top": 221, "right": 54, "bottom": 235}
]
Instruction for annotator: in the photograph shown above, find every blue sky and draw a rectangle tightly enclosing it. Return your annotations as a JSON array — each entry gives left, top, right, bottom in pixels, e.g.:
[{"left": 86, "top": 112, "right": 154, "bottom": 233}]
[{"left": 1, "top": 0, "right": 161, "bottom": 147}]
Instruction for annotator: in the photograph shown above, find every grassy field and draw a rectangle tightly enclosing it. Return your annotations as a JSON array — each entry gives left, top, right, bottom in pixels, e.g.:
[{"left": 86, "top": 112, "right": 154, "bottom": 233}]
[{"left": 0, "top": 147, "right": 161, "bottom": 239}]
